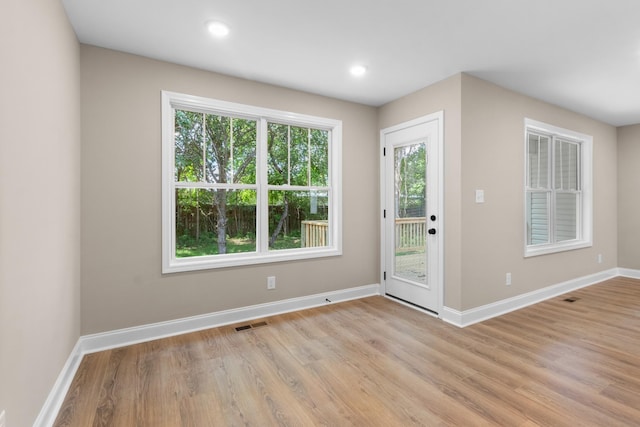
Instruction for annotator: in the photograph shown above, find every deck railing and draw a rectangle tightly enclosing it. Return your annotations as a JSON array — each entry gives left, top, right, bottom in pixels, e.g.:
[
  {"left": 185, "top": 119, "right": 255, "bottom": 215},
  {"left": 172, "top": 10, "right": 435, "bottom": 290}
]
[
  {"left": 301, "top": 220, "right": 328, "bottom": 247},
  {"left": 301, "top": 217, "right": 426, "bottom": 250},
  {"left": 395, "top": 217, "right": 426, "bottom": 251}
]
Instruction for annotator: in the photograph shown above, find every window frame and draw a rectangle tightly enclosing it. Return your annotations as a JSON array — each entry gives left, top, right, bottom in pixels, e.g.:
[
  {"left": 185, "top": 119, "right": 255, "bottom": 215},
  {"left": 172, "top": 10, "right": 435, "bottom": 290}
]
[
  {"left": 162, "top": 91, "right": 342, "bottom": 273},
  {"left": 524, "top": 118, "right": 592, "bottom": 258}
]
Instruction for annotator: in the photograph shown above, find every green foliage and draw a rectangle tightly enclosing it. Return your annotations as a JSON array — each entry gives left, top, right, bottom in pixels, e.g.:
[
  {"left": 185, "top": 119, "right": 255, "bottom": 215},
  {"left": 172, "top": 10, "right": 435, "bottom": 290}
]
[
  {"left": 175, "top": 109, "right": 257, "bottom": 185},
  {"left": 174, "top": 109, "right": 330, "bottom": 256},
  {"left": 310, "top": 129, "right": 329, "bottom": 186},
  {"left": 175, "top": 110, "right": 204, "bottom": 182},
  {"left": 267, "top": 122, "right": 329, "bottom": 186},
  {"left": 176, "top": 232, "right": 301, "bottom": 257},
  {"left": 267, "top": 123, "right": 288, "bottom": 185},
  {"left": 395, "top": 143, "right": 426, "bottom": 218}
]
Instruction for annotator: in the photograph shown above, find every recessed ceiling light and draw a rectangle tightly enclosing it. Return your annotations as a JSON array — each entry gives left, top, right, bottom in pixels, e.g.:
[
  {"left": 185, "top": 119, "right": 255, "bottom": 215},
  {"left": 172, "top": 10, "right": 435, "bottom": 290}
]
[
  {"left": 350, "top": 65, "right": 368, "bottom": 77},
  {"left": 206, "top": 21, "right": 230, "bottom": 38}
]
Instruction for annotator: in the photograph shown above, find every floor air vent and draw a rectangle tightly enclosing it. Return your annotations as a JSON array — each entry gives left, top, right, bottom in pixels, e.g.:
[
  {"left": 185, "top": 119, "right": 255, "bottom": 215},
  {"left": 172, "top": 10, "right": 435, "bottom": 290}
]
[{"left": 235, "top": 321, "right": 268, "bottom": 332}]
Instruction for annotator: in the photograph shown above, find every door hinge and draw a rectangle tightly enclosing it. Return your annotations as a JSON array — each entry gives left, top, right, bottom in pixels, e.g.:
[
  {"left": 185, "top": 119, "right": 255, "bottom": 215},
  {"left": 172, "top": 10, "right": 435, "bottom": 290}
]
[
  {"left": 383, "top": 209, "right": 386, "bottom": 218},
  {"left": 383, "top": 271, "right": 387, "bottom": 280},
  {"left": 383, "top": 147, "right": 386, "bottom": 156}
]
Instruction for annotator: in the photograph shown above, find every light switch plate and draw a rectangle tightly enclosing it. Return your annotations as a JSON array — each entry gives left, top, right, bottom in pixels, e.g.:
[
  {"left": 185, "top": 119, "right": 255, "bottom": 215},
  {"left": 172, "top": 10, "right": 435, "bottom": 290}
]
[{"left": 475, "top": 189, "right": 485, "bottom": 203}]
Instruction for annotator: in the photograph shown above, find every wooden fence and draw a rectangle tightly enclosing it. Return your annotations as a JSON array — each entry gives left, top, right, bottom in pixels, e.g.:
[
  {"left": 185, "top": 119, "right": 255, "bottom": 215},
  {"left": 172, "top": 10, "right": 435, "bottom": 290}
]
[
  {"left": 395, "top": 217, "right": 426, "bottom": 251},
  {"left": 301, "top": 220, "right": 328, "bottom": 247}
]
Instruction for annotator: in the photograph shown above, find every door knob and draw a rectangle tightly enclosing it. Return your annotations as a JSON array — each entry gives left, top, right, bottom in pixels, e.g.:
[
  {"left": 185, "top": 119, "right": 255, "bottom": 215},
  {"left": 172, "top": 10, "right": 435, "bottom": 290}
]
[{"left": 428, "top": 228, "right": 436, "bottom": 235}]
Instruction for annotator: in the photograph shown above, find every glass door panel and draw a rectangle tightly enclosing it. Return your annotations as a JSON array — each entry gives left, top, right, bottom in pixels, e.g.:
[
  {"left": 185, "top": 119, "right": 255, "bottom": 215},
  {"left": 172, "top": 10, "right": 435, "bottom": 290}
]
[{"left": 393, "top": 143, "right": 427, "bottom": 286}]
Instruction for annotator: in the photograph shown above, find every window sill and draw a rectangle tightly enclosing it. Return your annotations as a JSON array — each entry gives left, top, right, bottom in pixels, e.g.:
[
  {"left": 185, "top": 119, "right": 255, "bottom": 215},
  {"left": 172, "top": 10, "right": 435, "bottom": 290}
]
[
  {"left": 524, "top": 240, "right": 592, "bottom": 258},
  {"left": 163, "top": 247, "right": 342, "bottom": 274}
]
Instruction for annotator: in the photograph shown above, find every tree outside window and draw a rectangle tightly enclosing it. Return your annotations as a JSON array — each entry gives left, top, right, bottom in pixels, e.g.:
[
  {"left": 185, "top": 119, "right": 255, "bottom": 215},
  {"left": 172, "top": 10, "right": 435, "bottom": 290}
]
[{"left": 162, "top": 92, "right": 342, "bottom": 272}]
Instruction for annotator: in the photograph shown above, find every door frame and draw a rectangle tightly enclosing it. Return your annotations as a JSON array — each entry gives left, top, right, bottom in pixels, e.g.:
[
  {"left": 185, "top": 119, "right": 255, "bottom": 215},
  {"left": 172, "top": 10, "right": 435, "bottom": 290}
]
[{"left": 379, "top": 111, "right": 444, "bottom": 316}]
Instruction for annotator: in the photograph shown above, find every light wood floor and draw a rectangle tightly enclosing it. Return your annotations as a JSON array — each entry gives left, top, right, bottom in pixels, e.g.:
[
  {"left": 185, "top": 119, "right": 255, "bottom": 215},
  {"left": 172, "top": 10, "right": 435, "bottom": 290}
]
[{"left": 54, "top": 277, "right": 640, "bottom": 426}]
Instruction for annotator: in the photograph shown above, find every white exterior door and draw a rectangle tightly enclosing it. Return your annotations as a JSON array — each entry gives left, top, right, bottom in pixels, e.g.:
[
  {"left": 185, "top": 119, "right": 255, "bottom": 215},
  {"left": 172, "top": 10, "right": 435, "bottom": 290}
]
[{"left": 381, "top": 112, "right": 443, "bottom": 314}]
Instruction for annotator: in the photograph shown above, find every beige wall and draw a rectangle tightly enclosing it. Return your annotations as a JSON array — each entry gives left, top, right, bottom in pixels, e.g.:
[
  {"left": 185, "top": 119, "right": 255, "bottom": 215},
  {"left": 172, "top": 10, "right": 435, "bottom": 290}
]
[
  {"left": 378, "top": 75, "right": 463, "bottom": 310},
  {"left": 617, "top": 124, "right": 640, "bottom": 269},
  {"left": 459, "top": 74, "right": 617, "bottom": 309},
  {"left": 80, "top": 45, "right": 379, "bottom": 334},
  {"left": 378, "top": 73, "right": 618, "bottom": 312},
  {"left": 0, "top": 1, "right": 81, "bottom": 426},
  {"left": 0, "top": 5, "right": 629, "bottom": 420}
]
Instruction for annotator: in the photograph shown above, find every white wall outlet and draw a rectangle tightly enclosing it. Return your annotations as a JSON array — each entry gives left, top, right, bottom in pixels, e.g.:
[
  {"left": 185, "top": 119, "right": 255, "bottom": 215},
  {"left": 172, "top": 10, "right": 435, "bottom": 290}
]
[
  {"left": 506, "top": 272, "right": 512, "bottom": 286},
  {"left": 598, "top": 254, "right": 603, "bottom": 264},
  {"left": 267, "top": 276, "right": 276, "bottom": 290},
  {"left": 0, "top": 409, "right": 6, "bottom": 427}
]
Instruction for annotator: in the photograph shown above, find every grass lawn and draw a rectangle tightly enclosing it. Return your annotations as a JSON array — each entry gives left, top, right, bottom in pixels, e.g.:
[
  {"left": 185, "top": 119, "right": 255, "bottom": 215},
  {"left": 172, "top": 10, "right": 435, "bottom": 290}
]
[{"left": 176, "top": 234, "right": 301, "bottom": 257}]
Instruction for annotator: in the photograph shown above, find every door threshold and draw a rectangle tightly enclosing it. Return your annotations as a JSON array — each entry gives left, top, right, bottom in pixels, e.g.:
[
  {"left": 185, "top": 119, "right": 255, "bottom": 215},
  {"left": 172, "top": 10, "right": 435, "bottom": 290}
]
[{"left": 385, "top": 294, "right": 439, "bottom": 317}]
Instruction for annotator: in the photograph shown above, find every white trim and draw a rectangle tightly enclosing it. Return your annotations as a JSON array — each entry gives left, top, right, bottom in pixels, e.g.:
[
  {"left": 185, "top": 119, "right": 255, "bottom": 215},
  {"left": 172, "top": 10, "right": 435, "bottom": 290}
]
[
  {"left": 162, "top": 247, "right": 343, "bottom": 274},
  {"left": 80, "top": 284, "right": 379, "bottom": 354},
  {"left": 523, "top": 118, "right": 593, "bottom": 257},
  {"left": 161, "top": 90, "right": 343, "bottom": 273},
  {"left": 617, "top": 268, "right": 640, "bottom": 279},
  {"left": 440, "top": 306, "right": 464, "bottom": 326},
  {"left": 32, "top": 340, "right": 84, "bottom": 427},
  {"left": 379, "top": 111, "right": 445, "bottom": 315},
  {"left": 163, "top": 91, "right": 340, "bottom": 129},
  {"left": 34, "top": 283, "right": 380, "bottom": 427},
  {"left": 441, "top": 268, "right": 618, "bottom": 327},
  {"left": 379, "top": 128, "right": 387, "bottom": 295}
]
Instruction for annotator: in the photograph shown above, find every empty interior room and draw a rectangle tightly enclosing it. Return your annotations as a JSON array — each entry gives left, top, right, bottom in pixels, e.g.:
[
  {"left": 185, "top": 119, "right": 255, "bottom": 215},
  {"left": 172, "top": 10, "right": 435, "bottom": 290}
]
[{"left": 3, "top": 0, "right": 640, "bottom": 426}]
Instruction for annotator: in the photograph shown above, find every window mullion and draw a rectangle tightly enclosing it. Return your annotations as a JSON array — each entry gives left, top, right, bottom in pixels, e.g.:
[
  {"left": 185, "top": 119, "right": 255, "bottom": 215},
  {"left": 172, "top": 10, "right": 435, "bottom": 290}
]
[
  {"left": 550, "top": 137, "right": 556, "bottom": 244},
  {"left": 229, "top": 117, "right": 234, "bottom": 183},
  {"left": 578, "top": 143, "right": 582, "bottom": 191},
  {"left": 258, "top": 118, "right": 269, "bottom": 254},
  {"left": 287, "top": 125, "right": 291, "bottom": 185},
  {"left": 201, "top": 113, "right": 207, "bottom": 181},
  {"left": 307, "top": 128, "right": 311, "bottom": 186},
  {"left": 560, "top": 140, "right": 565, "bottom": 190},
  {"left": 577, "top": 144, "right": 582, "bottom": 238},
  {"left": 535, "top": 137, "right": 540, "bottom": 188}
]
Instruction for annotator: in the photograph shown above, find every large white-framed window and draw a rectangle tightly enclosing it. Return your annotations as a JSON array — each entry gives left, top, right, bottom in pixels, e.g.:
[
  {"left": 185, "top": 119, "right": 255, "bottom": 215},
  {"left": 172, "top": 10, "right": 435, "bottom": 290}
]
[
  {"left": 162, "top": 91, "right": 342, "bottom": 273},
  {"left": 524, "top": 119, "right": 592, "bottom": 257}
]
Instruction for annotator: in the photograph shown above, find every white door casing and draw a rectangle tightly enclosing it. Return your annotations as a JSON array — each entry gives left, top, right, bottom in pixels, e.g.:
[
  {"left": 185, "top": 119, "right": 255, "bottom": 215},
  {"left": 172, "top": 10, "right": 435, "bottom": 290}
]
[{"left": 380, "top": 112, "right": 443, "bottom": 314}]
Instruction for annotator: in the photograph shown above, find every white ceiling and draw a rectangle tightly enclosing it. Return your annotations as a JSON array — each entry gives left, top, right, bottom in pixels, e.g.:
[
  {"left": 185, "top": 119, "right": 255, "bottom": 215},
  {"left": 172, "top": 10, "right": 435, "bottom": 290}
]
[{"left": 62, "top": 0, "right": 640, "bottom": 126}]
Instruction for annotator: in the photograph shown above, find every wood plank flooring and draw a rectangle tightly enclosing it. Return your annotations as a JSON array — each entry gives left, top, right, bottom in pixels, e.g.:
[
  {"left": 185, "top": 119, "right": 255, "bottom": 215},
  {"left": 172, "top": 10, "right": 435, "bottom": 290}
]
[{"left": 54, "top": 277, "right": 640, "bottom": 426}]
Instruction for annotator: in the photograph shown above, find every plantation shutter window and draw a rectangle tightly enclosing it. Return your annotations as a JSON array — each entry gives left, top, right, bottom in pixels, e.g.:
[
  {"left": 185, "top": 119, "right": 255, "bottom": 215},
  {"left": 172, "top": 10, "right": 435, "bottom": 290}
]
[
  {"left": 554, "top": 140, "right": 580, "bottom": 242},
  {"left": 524, "top": 119, "right": 592, "bottom": 257},
  {"left": 526, "top": 133, "right": 551, "bottom": 245}
]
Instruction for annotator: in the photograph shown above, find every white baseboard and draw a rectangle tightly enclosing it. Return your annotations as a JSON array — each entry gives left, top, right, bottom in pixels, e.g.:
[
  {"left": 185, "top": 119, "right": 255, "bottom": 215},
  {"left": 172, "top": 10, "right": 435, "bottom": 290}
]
[
  {"left": 617, "top": 267, "right": 640, "bottom": 279},
  {"left": 32, "top": 340, "right": 84, "bottom": 427},
  {"left": 79, "top": 283, "right": 381, "bottom": 354},
  {"left": 34, "top": 283, "right": 380, "bottom": 427},
  {"left": 441, "top": 268, "right": 619, "bottom": 327}
]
